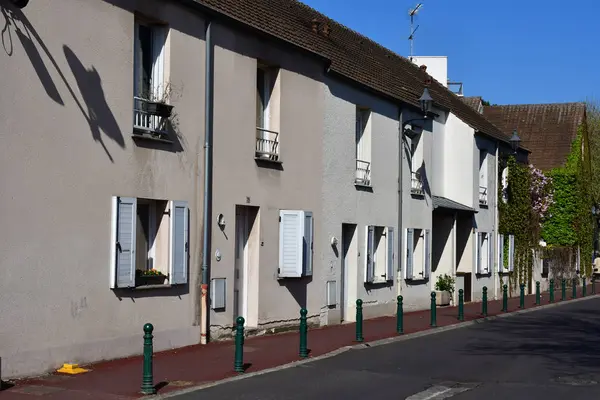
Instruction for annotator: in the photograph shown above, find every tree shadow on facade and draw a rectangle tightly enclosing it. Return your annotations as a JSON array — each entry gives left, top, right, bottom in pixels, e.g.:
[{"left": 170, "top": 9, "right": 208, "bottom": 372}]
[{"left": 1, "top": 4, "right": 125, "bottom": 162}]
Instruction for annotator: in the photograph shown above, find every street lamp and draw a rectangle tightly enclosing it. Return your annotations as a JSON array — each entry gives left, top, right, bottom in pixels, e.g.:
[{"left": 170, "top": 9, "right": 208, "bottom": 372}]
[
  {"left": 509, "top": 129, "right": 521, "bottom": 154},
  {"left": 402, "top": 87, "right": 434, "bottom": 139}
]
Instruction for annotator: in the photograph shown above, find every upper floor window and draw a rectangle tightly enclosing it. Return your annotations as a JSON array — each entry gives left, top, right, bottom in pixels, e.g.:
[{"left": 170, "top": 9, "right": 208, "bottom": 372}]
[
  {"left": 479, "top": 150, "right": 488, "bottom": 206},
  {"left": 410, "top": 133, "right": 424, "bottom": 196},
  {"left": 255, "top": 64, "right": 281, "bottom": 162},
  {"left": 355, "top": 107, "right": 372, "bottom": 186},
  {"left": 133, "top": 18, "right": 172, "bottom": 139}
]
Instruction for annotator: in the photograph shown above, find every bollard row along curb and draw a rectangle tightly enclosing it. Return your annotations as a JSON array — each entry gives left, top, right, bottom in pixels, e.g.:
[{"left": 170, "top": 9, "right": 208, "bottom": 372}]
[{"left": 157, "top": 292, "right": 600, "bottom": 399}]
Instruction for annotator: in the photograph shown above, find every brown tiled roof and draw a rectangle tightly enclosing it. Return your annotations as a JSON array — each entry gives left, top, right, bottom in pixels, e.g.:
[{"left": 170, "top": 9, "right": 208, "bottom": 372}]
[
  {"left": 483, "top": 103, "right": 586, "bottom": 171},
  {"left": 461, "top": 96, "right": 482, "bottom": 112},
  {"left": 186, "top": 0, "right": 512, "bottom": 143}
]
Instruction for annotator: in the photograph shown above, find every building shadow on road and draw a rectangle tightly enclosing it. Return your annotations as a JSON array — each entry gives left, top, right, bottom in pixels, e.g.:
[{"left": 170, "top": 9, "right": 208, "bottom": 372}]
[{"left": 464, "top": 303, "right": 600, "bottom": 373}]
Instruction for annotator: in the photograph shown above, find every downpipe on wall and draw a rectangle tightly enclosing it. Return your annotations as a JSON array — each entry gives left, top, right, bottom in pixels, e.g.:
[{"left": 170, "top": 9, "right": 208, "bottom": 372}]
[{"left": 200, "top": 20, "right": 214, "bottom": 345}]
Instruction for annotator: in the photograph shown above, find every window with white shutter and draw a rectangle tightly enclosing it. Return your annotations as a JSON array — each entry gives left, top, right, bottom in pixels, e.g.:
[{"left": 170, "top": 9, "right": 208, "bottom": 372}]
[
  {"left": 170, "top": 201, "right": 189, "bottom": 285},
  {"left": 111, "top": 196, "right": 188, "bottom": 289},
  {"left": 508, "top": 234, "right": 515, "bottom": 272},
  {"left": 487, "top": 233, "right": 493, "bottom": 275},
  {"left": 386, "top": 227, "right": 394, "bottom": 281},
  {"left": 405, "top": 228, "right": 414, "bottom": 280},
  {"left": 475, "top": 232, "right": 482, "bottom": 274},
  {"left": 498, "top": 234, "right": 505, "bottom": 272},
  {"left": 424, "top": 229, "right": 431, "bottom": 279},
  {"left": 365, "top": 225, "right": 375, "bottom": 283},
  {"left": 278, "top": 210, "right": 313, "bottom": 278}
]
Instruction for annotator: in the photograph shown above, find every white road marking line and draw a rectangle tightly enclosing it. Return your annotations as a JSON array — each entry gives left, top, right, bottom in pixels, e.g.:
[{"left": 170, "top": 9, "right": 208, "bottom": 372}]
[{"left": 406, "top": 384, "right": 473, "bottom": 399}]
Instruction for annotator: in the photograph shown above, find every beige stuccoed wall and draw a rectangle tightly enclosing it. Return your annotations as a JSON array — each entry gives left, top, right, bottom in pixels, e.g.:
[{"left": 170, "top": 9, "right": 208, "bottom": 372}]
[
  {"left": 0, "top": 0, "right": 206, "bottom": 378},
  {"left": 209, "top": 23, "right": 325, "bottom": 336}
]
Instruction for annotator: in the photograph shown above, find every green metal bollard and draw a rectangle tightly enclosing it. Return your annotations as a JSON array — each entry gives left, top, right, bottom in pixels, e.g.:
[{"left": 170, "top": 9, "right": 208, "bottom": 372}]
[
  {"left": 502, "top": 284, "right": 508, "bottom": 312},
  {"left": 458, "top": 289, "right": 464, "bottom": 321},
  {"left": 549, "top": 279, "right": 555, "bottom": 303},
  {"left": 299, "top": 308, "right": 308, "bottom": 358},
  {"left": 482, "top": 286, "right": 488, "bottom": 317},
  {"left": 234, "top": 316, "right": 245, "bottom": 373},
  {"left": 141, "top": 323, "right": 156, "bottom": 395},
  {"left": 562, "top": 279, "right": 566, "bottom": 301},
  {"left": 396, "top": 296, "right": 404, "bottom": 334},
  {"left": 355, "top": 299, "right": 364, "bottom": 342},
  {"left": 583, "top": 277, "right": 587, "bottom": 297},
  {"left": 572, "top": 277, "right": 577, "bottom": 299},
  {"left": 430, "top": 292, "right": 437, "bottom": 327},
  {"left": 519, "top": 283, "right": 525, "bottom": 309},
  {"left": 535, "top": 281, "right": 540, "bottom": 305}
]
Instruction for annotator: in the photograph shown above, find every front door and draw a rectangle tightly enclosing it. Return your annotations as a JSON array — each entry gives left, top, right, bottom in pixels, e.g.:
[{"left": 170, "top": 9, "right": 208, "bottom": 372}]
[{"left": 234, "top": 207, "right": 249, "bottom": 322}]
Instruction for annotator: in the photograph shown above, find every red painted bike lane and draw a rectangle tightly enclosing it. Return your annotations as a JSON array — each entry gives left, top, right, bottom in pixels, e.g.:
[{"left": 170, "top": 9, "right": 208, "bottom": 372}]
[{"left": 1, "top": 285, "right": 595, "bottom": 399}]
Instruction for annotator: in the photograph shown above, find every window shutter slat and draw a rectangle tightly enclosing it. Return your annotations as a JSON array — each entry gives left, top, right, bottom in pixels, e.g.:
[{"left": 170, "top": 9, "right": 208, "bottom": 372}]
[
  {"left": 365, "top": 226, "right": 375, "bottom": 282},
  {"left": 406, "top": 228, "right": 414, "bottom": 279},
  {"left": 508, "top": 234, "right": 515, "bottom": 272},
  {"left": 476, "top": 232, "right": 482, "bottom": 274},
  {"left": 424, "top": 229, "right": 431, "bottom": 279},
  {"left": 498, "top": 234, "right": 504, "bottom": 272},
  {"left": 279, "top": 210, "right": 304, "bottom": 278},
  {"left": 386, "top": 227, "right": 394, "bottom": 281},
  {"left": 303, "top": 211, "right": 314, "bottom": 276},
  {"left": 115, "top": 197, "right": 137, "bottom": 288},
  {"left": 170, "top": 201, "right": 189, "bottom": 285}
]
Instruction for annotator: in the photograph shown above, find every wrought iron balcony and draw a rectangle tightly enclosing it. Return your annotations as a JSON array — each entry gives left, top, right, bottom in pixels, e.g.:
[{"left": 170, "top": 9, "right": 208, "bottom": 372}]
[
  {"left": 255, "top": 128, "right": 280, "bottom": 161},
  {"left": 411, "top": 172, "right": 424, "bottom": 196},
  {"left": 479, "top": 186, "right": 488, "bottom": 206},
  {"left": 355, "top": 160, "right": 371, "bottom": 186}
]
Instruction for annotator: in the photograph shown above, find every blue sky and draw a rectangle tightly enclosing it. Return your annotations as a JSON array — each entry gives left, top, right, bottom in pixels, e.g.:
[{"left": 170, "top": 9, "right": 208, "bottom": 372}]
[{"left": 301, "top": 0, "right": 600, "bottom": 105}]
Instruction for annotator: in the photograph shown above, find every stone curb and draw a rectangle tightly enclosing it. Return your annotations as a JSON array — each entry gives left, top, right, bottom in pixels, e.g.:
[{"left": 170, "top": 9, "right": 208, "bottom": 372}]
[{"left": 157, "top": 294, "right": 600, "bottom": 399}]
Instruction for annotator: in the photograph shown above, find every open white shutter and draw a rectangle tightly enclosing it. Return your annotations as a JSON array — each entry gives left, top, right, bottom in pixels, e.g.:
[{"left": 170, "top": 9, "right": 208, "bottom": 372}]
[
  {"left": 386, "top": 227, "right": 394, "bottom": 281},
  {"left": 279, "top": 210, "right": 304, "bottom": 278},
  {"left": 424, "top": 229, "right": 431, "bottom": 279},
  {"left": 487, "top": 233, "right": 493, "bottom": 274},
  {"left": 170, "top": 201, "right": 189, "bottom": 285},
  {"left": 151, "top": 26, "right": 167, "bottom": 98},
  {"left": 113, "top": 197, "right": 137, "bottom": 288},
  {"left": 406, "top": 228, "right": 414, "bottom": 279},
  {"left": 476, "top": 232, "right": 482, "bottom": 274},
  {"left": 365, "top": 226, "right": 375, "bottom": 282},
  {"left": 508, "top": 234, "right": 515, "bottom": 272},
  {"left": 303, "top": 211, "right": 314, "bottom": 276},
  {"left": 498, "top": 234, "right": 504, "bottom": 272}
]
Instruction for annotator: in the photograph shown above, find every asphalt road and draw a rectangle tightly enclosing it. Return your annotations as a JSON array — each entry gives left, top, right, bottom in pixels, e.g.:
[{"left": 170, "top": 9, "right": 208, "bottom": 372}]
[{"left": 172, "top": 297, "right": 600, "bottom": 399}]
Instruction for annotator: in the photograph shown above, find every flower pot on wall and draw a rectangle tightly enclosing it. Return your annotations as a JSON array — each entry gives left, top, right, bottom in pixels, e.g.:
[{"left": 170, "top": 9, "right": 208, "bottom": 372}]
[
  {"left": 137, "top": 274, "right": 167, "bottom": 286},
  {"left": 436, "top": 290, "right": 451, "bottom": 306},
  {"left": 146, "top": 101, "right": 174, "bottom": 118}
]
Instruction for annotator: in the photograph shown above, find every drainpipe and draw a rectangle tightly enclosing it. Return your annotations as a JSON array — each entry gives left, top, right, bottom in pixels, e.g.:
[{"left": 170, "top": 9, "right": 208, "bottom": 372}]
[
  {"left": 200, "top": 20, "right": 214, "bottom": 345},
  {"left": 493, "top": 142, "right": 499, "bottom": 299},
  {"left": 398, "top": 109, "right": 404, "bottom": 295}
]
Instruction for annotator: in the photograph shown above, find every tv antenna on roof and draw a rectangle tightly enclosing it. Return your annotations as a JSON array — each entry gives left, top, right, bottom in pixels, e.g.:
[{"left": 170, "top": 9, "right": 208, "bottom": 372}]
[{"left": 408, "top": 2, "right": 423, "bottom": 61}]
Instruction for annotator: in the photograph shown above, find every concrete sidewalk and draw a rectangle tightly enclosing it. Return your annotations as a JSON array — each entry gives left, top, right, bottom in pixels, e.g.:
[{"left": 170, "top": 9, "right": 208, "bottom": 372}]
[{"left": 1, "top": 285, "right": 596, "bottom": 399}]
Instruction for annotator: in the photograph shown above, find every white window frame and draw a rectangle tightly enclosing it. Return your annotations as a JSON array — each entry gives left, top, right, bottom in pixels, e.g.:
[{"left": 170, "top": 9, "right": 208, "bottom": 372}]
[
  {"left": 109, "top": 196, "right": 189, "bottom": 288},
  {"left": 405, "top": 228, "right": 429, "bottom": 280},
  {"left": 134, "top": 20, "right": 167, "bottom": 100},
  {"left": 364, "top": 225, "right": 394, "bottom": 283}
]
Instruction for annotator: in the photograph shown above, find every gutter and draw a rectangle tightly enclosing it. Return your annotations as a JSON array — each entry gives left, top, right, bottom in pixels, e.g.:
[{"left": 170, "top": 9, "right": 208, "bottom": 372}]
[{"left": 200, "top": 19, "right": 214, "bottom": 345}]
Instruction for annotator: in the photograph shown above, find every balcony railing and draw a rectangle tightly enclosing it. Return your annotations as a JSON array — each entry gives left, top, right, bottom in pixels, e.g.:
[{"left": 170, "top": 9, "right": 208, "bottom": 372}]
[
  {"left": 255, "top": 128, "right": 280, "bottom": 161},
  {"left": 479, "top": 186, "right": 488, "bottom": 206},
  {"left": 411, "top": 171, "right": 424, "bottom": 195},
  {"left": 355, "top": 160, "right": 371, "bottom": 186},
  {"left": 133, "top": 97, "right": 170, "bottom": 136}
]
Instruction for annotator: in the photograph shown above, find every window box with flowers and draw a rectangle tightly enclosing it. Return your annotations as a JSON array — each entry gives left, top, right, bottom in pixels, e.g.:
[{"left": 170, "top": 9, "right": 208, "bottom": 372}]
[{"left": 136, "top": 269, "right": 168, "bottom": 286}]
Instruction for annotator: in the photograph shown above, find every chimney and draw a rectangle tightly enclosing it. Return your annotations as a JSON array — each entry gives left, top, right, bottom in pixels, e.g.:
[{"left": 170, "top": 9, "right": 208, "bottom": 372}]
[
  {"left": 419, "top": 64, "right": 427, "bottom": 73},
  {"left": 425, "top": 77, "right": 432, "bottom": 86},
  {"left": 311, "top": 19, "right": 320, "bottom": 33},
  {"left": 322, "top": 22, "right": 331, "bottom": 37}
]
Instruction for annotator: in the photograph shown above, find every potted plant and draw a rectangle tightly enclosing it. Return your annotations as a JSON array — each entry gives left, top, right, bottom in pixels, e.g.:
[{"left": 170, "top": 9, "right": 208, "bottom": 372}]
[
  {"left": 141, "top": 83, "right": 175, "bottom": 118},
  {"left": 434, "top": 274, "right": 455, "bottom": 306},
  {"left": 136, "top": 269, "right": 167, "bottom": 286}
]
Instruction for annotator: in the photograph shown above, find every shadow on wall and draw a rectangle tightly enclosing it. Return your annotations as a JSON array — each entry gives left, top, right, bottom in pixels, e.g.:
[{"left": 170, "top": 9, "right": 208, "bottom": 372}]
[
  {"left": 278, "top": 277, "right": 312, "bottom": 310},
  {"left": 1, "top": 3, "right": 124, "bottom": 162}
]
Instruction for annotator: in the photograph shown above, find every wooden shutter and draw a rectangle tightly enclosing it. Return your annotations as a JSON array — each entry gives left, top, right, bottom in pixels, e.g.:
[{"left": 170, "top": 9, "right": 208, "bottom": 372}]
[
  {"left": 279, "top": 210, "right": 304, "bottom": 278},
  {"left": 508, "top": 234, "right": 515, "bottom": 272},
  {"left": 386, "top": 227, "right": 394, "bottom": 281},
  {"left": 406, "top": 228, "right": 414, "bottom": 279},
  {"left": 170, "top": 201, "right": 189, "bottom": 285},
  {"left": 303, "top": 211, "right": 314, "bottom": 276},
  {"left": 365, "top": 226, "right": 375, "bottom": 283},
  {"left": 498, "top": 234, "right": 504, "bottom": 272},
  {"left": 424, "top": 229, "right": 431, "bottom": 279},
  {"left": 114, "top": 197, "right": 137, "bottom": 288}
]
